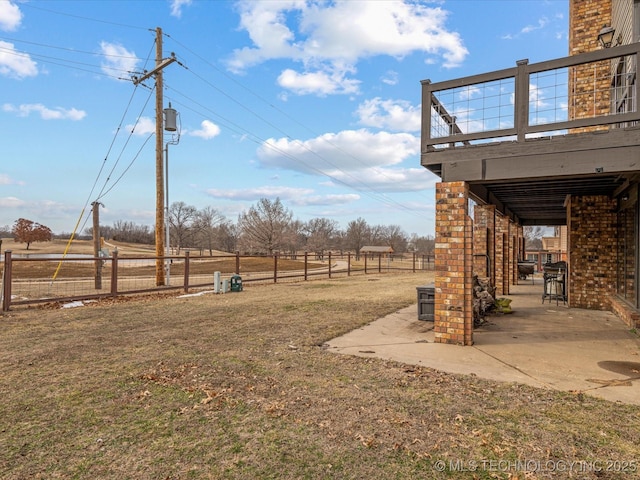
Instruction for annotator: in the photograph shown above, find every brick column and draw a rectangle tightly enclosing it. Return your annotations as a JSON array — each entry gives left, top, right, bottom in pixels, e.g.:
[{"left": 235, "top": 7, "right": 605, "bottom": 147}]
[
  {"left": 494, "top": 213, "right": 510, "bottom": 296},
  {"left": 509, "top": 220, "right": 519, "bottom": 285},
  {"left": 568, "top": 195, "right": 617, "bottom": 309},
  {"left": 435, "top": 182, "right": 473, "bottom": 345},
  {"left": 473, "top": 204, "right": 496, "bottom": 284},
  {"left": 569, "top": 0, "right": 612, "bottom": 132}
]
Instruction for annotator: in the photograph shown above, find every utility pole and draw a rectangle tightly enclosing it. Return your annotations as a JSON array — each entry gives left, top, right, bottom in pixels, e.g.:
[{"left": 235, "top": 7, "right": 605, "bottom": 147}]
[
  {"left": 92, "top": 201, "right": 103, "bottom": 290},
  {"left": 132, "top": 27, "right": 176, "bottom": 286}
]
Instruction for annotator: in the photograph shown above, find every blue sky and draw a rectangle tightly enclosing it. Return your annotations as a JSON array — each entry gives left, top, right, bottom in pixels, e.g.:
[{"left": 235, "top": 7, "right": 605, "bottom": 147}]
[{"left": 0, "top": 0, "right": 568, "bottom": 237}]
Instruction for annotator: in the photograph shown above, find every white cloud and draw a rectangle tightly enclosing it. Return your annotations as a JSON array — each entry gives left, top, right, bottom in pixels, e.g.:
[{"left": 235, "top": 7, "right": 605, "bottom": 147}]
[
  {"left": 227, "top": 1, "right": 468, "bottom": 95},
  {"left": 381, "top": 70, "right": 399, "bottom": 86},
  {"left": 457, "top": 85, "right": 482, "bottom": 101},
  {"left": 99, "top": 41, "right": 139, "bottom": 79},
  {"left": 289, "top": 193, "right": 360, "bottom": 206},
  {"left": 258, "top": 129, "right": 419, "bottom": 174},
  {"left": 254, "top": 128, "right": 432, "bottom": 193},
  {"left": 170, "top": 0, "right": 192, "bottom": 18},
  {"left": 528, "top": 83, "right": 548, "bottom": 109},
  {"left": 0, "top": 1, "right": 22, "bottom": 31},
  {"left": 277, "top": 67, "right": 360, "bottom": 96},
  {"left": 355, "top": 98, "right": 420, "bottom": 131},
  {"left": 188, "top": 120, "right": 221, "bottom": 139},
  {"left": 126, "top": 116, "right": 155, "bottom": 136},
  {"left": 0, "top": 173, "right": 25, "bottom": 185},
  {"left": 327, "top": 166, "right": 436, "bottom": 193},
  {"left": 502, "top": 15, "right": 558, "bottom": 40},
  {"left": 206, "top": 186, "right": 360, "bottom": 207},
  {"left": 0, "top": 40, "right": 37, "bottom": 78},
  {"left": 521, "top": 17, "right": 548, "bottom": 34},
  {"left": 206, "top": 186, "right": 314, "bottom": 201},
  {"left": 0, "top": 196, "right": 26, "bottom": 208},
  {"left": 3, "top": 103, "right": 86, "bottom": 120}
]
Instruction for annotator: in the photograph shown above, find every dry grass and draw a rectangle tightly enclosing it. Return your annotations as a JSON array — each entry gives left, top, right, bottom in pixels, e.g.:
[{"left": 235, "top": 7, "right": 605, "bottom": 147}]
[{"left": 1, "top": 273, "right": 639, "bottom": 479}]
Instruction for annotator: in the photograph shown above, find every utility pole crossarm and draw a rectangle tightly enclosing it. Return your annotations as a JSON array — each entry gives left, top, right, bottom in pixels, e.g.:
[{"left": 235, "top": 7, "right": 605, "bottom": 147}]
[{"left": 131, "top": 53, "right": 177, "bottom": 85}]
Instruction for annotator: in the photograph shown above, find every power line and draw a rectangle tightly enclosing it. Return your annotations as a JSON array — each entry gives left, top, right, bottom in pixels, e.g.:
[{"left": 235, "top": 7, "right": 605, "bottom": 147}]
[
  {"left": 167, "top": 33, "right": 433, "bottom": 203},
  {"left": 161, "top": 49, "right": 431, "bottom": 218},
  {"left": 20, "top": 2, "right": 149, "bottom": 30},
  {"left": 10, "top": 4, "right": 433, "bottom": 227}
]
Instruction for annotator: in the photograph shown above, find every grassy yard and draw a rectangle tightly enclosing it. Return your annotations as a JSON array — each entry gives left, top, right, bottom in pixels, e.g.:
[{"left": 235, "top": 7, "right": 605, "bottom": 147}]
[{"left": 0, "top": 273, "right": 638, "bottom": 479}]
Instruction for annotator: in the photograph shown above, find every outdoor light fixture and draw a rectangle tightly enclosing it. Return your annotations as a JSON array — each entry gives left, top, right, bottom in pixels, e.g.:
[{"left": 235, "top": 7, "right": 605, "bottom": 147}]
[{"left": 597, "top": 24, "right": 616, "bottom": 48}]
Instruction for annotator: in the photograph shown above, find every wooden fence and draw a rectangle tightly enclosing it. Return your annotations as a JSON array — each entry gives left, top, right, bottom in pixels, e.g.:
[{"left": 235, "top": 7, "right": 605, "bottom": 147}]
[{"left": 1, "top": 250, "right": 434, "bottom": 311}]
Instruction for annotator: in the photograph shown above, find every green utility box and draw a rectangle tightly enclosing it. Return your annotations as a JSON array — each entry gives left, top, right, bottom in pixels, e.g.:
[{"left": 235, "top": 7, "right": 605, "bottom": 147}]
[
  {"left": 416, "top": 284, "right": 435, "bottom": 321},
  {"left": 230, "top": 274, "right": 243, "bottom": 292}
]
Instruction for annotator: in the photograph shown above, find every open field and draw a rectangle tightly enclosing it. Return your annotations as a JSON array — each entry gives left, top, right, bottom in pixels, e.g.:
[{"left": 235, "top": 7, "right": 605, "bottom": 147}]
[
  {"left": 0, "top": 238, "right": 156, "bottom": 257},
  {"left": 1, "top": 273, "right": 639, "bottom": 479}
]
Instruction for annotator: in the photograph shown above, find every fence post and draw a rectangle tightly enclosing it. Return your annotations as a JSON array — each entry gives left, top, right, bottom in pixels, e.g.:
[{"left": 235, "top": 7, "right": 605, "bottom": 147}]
[
  {"left": 2, "top": 250, "right": 12, "bottom": 312},
  {"left": 413, "top": 252, "right": 416, "bottom": 273},
  {"left": 235, "top": 251, "right": 240, "bottom": 274},
  {"left": 273, "top": 253, "right": 278, "bottom": 283},
  {"left": 364, "top": 253, "right": 367, "bottom": 274},
  {"left": 378, "top": 253, "right": 382, "bottom": 273},
  {"left": 304, "top": 251, "right": 308, "bottom": 281},
  {"left": 110, "top": 250, "right": 118, "bottom": 297},
  {"left": 328, "top": 251, "right": 332, "bottom": 279},
  {"left": 184, "top": 250, "right": 190, "bottom": 293},
  {"left": 347, "top": 252, "right": 351, "bottom": 276}
]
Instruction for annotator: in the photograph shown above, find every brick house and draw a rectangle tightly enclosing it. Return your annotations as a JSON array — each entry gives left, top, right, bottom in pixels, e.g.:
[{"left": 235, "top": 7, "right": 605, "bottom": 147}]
[{"left": 421, "top": 0, "right": 640, "bottom": 345}]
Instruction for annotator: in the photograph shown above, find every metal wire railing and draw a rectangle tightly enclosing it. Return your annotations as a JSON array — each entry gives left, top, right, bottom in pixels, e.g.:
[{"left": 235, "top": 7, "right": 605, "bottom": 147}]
[
  {"left": 1, "top": 251, "right": 435, "bottom": 311},
  {"left": 422, "top": 42, "right": 640, "bottom": 150}
]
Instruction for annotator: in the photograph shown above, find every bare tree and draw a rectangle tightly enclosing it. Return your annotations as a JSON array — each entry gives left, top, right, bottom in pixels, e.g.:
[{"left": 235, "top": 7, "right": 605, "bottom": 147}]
[
  {"left": 303, "top": 217, "right": 339, "bottom": 259},
  {"left": 217, "top": 221, "right": 239, "bottom": 253},
  {"left": 523, "top": 226, "right": 545, "bottom": 250},
  {"left": 409, "top": 233, "right": 435, "bottom": 254},
  {"left": 12, "top": 218, "right": 53, "bottom": 249},
  {"left": 379, "top": 224, "right": 408, "bottom": 253},
  {"left": 282, "top": 219, "right": 304, "bottom": 256},
  {"left": 194, "top": 206, "right": 226, "bottom": 255},
  {"left": 237, "top": 197, "right": 293, "bottom": 254},
  {"left": 169, "top": 201, "right": 198, "bottom": 253},
  {"left": 345, "top": 217, "right": 371, "bottom": 258},
  {"left": 108, "top": 220, "right": 154, "bottom": 244}
]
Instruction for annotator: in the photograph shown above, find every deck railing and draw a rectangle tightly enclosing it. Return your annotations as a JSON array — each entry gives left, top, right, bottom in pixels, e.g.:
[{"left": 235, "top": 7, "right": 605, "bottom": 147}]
[{"left": 422, "top": 42, "right": 640, "bottom": 152}]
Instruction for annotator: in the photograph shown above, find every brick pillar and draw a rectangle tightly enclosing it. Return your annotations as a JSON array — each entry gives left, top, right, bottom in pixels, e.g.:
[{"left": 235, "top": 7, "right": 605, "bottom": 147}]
[
  {"left": 569, "top": 0, "right": 612, "bottom": 132},
  {"left": 568, "top": 195, "right": 617, "bottom": 309},
  {"left": 473, "top": 204, "right": 496, "bottom": 284},
  {"left": 518, "top": 225, "right": 525, "bottom": 261},
  {"left": 494, "top": 213, "right": 510, "bottom": 296},
  {"left": 569, "top": 0, "right": 612, "bottom": 56},
  {"left": 435, "top": 182, "right": 473, "bottom": 346},
  {"left": 509, "top": 220, "right": 520, "bottom": 285}
]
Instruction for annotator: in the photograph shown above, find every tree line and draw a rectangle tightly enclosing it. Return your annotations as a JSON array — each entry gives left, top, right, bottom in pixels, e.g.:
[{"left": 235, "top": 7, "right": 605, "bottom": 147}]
[
  {"left": 81, "top": 197, "right": 436, "bottom": 256},
  {"left": 2, "top": 200, "right": 549, "bottom": 255},
  {"left": 2, "top": 198, "right": 435, "bottom": 255}
]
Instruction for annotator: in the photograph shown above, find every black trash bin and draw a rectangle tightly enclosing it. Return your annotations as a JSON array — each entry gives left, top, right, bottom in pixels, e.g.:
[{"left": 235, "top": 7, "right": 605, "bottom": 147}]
[{"left": 416, "top": 284, "right": 435, "bottom": 321}]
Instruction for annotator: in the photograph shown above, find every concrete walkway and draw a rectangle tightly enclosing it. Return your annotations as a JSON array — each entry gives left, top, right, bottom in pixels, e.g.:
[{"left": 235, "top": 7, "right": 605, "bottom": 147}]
[{"left": 327, "top": 280, "right": 640, "bottom": 405}]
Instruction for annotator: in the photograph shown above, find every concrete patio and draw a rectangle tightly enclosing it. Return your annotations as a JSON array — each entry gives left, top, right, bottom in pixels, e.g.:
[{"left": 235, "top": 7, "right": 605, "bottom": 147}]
[{"left": 327, "top": 279, "right": 640, "bottom": 405}]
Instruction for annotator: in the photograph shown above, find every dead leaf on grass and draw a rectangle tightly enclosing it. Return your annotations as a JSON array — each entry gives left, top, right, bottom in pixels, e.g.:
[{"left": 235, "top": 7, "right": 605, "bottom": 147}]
[
  {"left": 355, "top": 433, "right": 377, "bottom": 448},
  {"left": 137, "top": 390, "right": 151, "bottom": 399}
]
